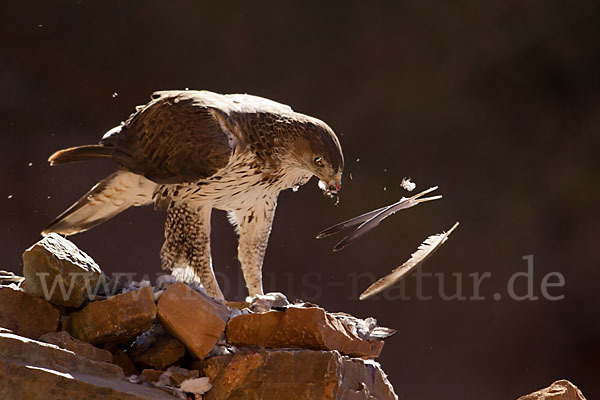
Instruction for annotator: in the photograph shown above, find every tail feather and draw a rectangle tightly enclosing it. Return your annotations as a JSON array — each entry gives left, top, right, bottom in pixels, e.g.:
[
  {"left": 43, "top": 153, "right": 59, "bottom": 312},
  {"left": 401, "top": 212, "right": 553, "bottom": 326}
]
[
  {"left": 48, "top": 145, "right": 113, "bottom": 166},
  {"left": 42, "top": 170, "right": 156, "bottom": 236}
]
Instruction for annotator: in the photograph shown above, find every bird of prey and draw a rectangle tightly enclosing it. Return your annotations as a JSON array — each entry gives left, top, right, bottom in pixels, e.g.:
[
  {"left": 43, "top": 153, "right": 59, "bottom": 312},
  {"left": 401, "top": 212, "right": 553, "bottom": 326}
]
[{"left": 43, "top": 90, "right": 344, "bottom": 300}]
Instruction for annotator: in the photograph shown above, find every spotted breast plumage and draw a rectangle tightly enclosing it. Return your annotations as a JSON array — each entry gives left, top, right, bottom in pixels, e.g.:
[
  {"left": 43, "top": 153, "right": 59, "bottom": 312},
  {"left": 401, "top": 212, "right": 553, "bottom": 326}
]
[{"left": 43, "top": 90, "right": 344, "bottom": 299}]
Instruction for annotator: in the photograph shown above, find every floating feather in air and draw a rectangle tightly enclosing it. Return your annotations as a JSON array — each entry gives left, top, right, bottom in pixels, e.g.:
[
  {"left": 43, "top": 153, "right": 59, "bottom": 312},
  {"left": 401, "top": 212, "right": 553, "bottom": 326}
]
[
  {"left": 359, "top": 222, "right": 459, "bottom": 300},
  {"left": 400, "top": 177, "right": 416, "bottom": 191},
  {"left": 316, "top": 186, "right": 442, "bottom": 251}
]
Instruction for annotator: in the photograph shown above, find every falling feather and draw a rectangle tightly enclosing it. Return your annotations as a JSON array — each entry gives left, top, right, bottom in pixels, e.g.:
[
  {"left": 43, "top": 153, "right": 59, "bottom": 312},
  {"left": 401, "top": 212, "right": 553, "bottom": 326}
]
[
  {"left": 360, "top": 222, "right": 459, "bottom": 300},
  {"left": 316, "top": 186, "right": 442, "bottom": 251}
]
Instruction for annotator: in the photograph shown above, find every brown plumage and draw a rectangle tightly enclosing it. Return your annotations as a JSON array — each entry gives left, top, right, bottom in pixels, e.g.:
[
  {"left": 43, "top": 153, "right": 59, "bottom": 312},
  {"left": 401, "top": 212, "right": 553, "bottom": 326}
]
[{"left": 44, "top": 90, "right": 344, "bottom": 299}]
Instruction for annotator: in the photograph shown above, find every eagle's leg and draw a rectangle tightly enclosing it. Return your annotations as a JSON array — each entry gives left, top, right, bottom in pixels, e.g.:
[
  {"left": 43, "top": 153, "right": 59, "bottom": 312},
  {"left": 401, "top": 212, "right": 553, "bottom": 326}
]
[
  {"left": 160, "top": 203, "right": 224, "bottom": 299},
  {"left": 231, "top": 197, "right": 278, "bottom": 297}
]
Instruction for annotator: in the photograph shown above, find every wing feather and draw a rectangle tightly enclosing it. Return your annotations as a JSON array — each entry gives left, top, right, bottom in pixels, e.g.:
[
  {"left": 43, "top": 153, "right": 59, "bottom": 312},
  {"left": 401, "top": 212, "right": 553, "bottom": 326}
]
[
  {"left": 316, "top": 186, "right": 442, "bottom": 251},
  {"left": 359, "top": 222, "right": 459, "bottom": 300},
  {"left": 112, "top": 91, "right": 234, "bottom": 183}
]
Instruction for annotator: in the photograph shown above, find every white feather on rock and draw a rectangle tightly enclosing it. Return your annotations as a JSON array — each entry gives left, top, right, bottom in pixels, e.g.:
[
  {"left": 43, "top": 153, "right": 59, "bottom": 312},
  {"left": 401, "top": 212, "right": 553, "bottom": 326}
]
[{"left": 179, "top": 377, "right": 212, "bottom": 395}]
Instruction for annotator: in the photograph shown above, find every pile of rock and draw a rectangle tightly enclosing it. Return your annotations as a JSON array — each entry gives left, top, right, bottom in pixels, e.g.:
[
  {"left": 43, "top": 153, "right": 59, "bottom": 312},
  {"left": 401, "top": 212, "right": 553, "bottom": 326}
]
[
  {"left": 518, "top": 380, "right": 587, "bottom": 400},
  {"left": 0, "top": 234, "right": 398, "bottom": 399}
]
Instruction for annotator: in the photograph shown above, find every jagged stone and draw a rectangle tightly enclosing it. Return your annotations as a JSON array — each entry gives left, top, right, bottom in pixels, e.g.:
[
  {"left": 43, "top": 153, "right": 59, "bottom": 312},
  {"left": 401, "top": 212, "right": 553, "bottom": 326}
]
[
  {"left": 0, "top": 332, "right": 123, "bottom": 379},
  {"left": 131, "top": 336, "right": 185, "bottom": 370},
  {"left": 199, "top": 349, "right": 397, "bottom": 400},
  {"left": 39, "top": 331, "right": 113, "bottom": 364},
  {"left": 0, "top": 360, "right": 176, "bottom": 399},
  {"left": 518, "top": 380, "right": 586, "bottom": 400},
  {"left": 22, "top": 233, "right": 104, "bottom": 308},
  {"left": 129, "top": 323, "right": 167, "bottom": 355},
  {"left": 141, "top": 368, "right": 164, "bottom": 383},
  {"left": 226, "top": 306, "right": 384, "bottom": 358},
  {"left": 224, "top": 300, "right": 251, "bottom": 310},
  {"left": 105, "top": 345, "right": 139, "bottom": 377},
  {"left": 64, "top": 287, "right": 156, "bottom": 345},
  {"left": 0, "top": 286, "right": 59, "bottom": 339},
  {"left": 249, "top": 292, "right": 289, "bottom": 312},
  {"left": 157, "top": 282, "right": 230, "bottom": 360},
  {"left": 165, "top": 366, "right": 201, "bottom": 386}
]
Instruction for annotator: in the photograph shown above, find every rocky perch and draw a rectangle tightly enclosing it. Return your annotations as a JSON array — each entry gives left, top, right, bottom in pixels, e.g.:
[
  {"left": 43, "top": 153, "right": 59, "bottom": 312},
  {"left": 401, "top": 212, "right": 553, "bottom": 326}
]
[
  {"left": 0, "top": 235, "right": 588, "bottom": 399},
  {"left": 0, "top": 234, "right": 398, "bottom": 399}
]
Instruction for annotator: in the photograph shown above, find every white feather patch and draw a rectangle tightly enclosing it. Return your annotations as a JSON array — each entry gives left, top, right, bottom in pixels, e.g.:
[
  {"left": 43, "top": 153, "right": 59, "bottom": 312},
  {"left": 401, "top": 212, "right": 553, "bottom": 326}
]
[
  {"left": 179, "top": 377, "right": 212, "bottom": 395},
  {"left": 401, "top": 177, "right": 416, "bottom": 191},
  {"left": 360, "top": 222, "right": 459, "bottom": 300}
]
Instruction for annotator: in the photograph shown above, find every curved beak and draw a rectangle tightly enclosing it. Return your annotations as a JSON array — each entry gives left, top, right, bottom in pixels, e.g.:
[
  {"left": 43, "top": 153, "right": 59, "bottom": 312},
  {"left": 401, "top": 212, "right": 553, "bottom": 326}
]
[{"left": 318, "top": 175, "right": 342, "bottom": 198}]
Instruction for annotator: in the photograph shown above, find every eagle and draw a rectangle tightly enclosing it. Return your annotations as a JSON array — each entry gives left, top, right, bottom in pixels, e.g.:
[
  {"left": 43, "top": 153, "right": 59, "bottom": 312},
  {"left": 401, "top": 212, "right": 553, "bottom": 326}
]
[{"left": 43, "top": 90, "right": 344, "bottom": 300}]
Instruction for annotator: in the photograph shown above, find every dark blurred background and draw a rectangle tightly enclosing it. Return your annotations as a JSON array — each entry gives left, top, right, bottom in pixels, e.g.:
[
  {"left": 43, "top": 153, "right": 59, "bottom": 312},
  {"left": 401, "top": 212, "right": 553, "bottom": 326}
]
[{"left": 1, "top": 1, "right": 599, "bottom": 398}]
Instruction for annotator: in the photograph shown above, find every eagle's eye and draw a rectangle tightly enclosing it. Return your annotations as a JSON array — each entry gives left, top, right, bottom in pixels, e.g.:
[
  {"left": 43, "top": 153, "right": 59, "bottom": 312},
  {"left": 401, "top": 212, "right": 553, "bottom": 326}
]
[{"left": 314, "top": 157, "right": 324, "bottom": 168}]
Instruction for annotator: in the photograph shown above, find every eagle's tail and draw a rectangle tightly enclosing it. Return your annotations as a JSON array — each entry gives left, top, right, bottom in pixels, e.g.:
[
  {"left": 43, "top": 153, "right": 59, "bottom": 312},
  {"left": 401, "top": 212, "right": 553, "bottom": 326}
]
[
  {"left": 48, "top": 145, "right": 113, "bottom": 166},
  {"left": 42, "top": 170, "right": 156, "bottom": 236}
]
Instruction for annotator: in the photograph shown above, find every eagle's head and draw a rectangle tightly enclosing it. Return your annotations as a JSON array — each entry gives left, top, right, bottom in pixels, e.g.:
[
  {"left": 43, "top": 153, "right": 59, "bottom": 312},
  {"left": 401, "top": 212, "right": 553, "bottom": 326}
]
[{"left": 292, "top": 116, "right": 344, "bottom": 198}]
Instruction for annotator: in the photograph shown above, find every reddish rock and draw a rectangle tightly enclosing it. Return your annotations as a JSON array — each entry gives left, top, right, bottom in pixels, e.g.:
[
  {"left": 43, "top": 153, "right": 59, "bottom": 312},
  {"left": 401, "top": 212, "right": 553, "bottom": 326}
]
[
  {"left": 0, "top": 361, "right": 175, "bottom": 400},
  {"left": 0, "top": 286, "right": 59, "bottom": 339},
  {"left": 166, "top": 366, "right": 200, "bottom": 386},
  {"left": 104, "top": 344, "right": 139, "bottom": 376},
  {"left": 0, "top": 332, "right": 123, "bottom": 379},
  {"left": 39, "top": 331, "right": 113, "bottom": 363},
  {"left": 518, "top": 380, "right": 587, "bottom": 400},
  {"left": 224, "top": 300, "right": 251, "bottom": 310},
  {"left": 226, "top": 306, "right": 384, "bottom": 358},
  {"left": 131, "top": 336, "right": 185, "bottom": 370},
  {"left": 141, "top": 368, "right": 165, "bottom": 384},
  {"left": 0, "top": 333, "right": 176, "bottom": 400},
  {"left": 64, "top": 286, "right": 156, "bottom": 345},
  {"left": 200, "top": 349, "right": 397, "bottom": 400},
  {"left": 22, "top": 233, "right": 104, "bottom": 308},
  {"left": 157, "top": 282, "right": 230, "bottom": 359}
]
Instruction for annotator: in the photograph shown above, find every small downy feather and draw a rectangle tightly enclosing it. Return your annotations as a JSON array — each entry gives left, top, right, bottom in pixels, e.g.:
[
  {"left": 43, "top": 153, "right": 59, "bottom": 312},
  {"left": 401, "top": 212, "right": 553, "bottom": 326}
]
[{"left": 360, "top": 222, "right": 460, "bottom": 300}]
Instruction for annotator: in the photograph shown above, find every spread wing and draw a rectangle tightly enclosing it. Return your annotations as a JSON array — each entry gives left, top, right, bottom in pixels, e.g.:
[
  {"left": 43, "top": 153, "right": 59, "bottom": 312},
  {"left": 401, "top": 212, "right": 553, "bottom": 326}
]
[{"left": 111, "top": 91, "right": 234, "bottom": 183}]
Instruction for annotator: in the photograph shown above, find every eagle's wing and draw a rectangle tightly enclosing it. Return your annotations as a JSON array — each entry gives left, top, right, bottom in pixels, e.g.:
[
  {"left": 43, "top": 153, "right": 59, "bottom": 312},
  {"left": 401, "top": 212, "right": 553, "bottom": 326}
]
[
  {"left": 112, "top": 91, "right": 234, "bottom": 183},
  {"left": 223, "top": 93, "right": 294, "bottom": 114}
]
